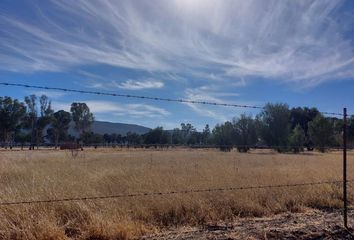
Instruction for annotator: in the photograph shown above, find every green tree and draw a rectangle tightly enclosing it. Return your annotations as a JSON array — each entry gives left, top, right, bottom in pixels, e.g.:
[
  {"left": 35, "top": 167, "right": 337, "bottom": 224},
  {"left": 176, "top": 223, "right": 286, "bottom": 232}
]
[
  {"left": 180, "top": 123, "right": 196, "bottom": 144},
  {"left": 328, "top": 117, "right": 344, "bottom": 147},
  {"left": 290, "top": 107, "right": 320, "bottom": 150},
  {"left": 126, "top": 132, "right": 142, "bottom": 145},
  {"left": 23, "top": 95, "right": 53, "bottom": 149},
  {"left": 70, "top": 102, "right": 94, "bottom": 140},
  {"left": 188, "top": 131, "right": 202, "bottom": 145},
  {"left": 233, "top": 114, "right": 258, "bottom": 152},
  {"left": 103, "top": 133, "right": 112, "bottom": 145},
  {"left": 14, "top": 132, "right": 31, "bottom": 149},
  {"left": 36, "top": 95, "right": 54, "bottom": 147},
  {"left": 24, "top": 95, "right": 37, "bottom": 149},
  {"left": 201, "top": 124, "right": 211, "bottom": 145},
  {"left": 308, "top": 115, "right": 334, "bottom": 152},
  {"left": 171, "top": 128, "right": 183, "bottom": 144},
  {"left": 290, "top": 107, "right": 319, "bottom": 133},
  {"left": 81, "top": 132, "right": 104, "bottom": 147},
  {"left": 144, "top": 127, "right": 170, "bottom": 145},
  {"left": 112, "top": 134, "right": 122, "bottom": 144},
  {"left": 0, "top": 96, "right": 26, "bottom": 148},
  {"left": 349, "top": 116, "right": 354, "bottom": 145},
  {"left": 47, "top": 110, "right": 71, "bottom": 148},
  {"left": 289, "top": 124, "right": 305, "bottom": 153},
  {"left": 212, "top": 121, "right": 234, "bottom": 151},
  {"left": 257, "top": 103, "right": 290, "bottom": 152}
]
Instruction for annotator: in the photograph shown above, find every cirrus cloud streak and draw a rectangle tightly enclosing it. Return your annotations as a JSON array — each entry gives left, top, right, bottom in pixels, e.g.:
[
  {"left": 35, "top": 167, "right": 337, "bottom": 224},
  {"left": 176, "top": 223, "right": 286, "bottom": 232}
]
[{"left": 0, "top": 0, "right": 353, "bottom": 88}]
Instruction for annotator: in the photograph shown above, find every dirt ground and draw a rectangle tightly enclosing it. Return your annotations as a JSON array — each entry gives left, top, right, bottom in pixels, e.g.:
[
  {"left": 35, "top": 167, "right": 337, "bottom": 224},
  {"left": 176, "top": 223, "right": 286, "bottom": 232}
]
[{"left": 142, "top": 209, "right": 354, "bottom": 240}]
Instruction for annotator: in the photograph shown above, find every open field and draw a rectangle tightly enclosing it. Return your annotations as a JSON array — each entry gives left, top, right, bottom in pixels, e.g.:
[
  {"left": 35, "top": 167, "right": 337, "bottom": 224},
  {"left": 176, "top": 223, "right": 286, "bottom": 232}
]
[{"left": 0, "top": 148, "right": 353, "bottom": 239}]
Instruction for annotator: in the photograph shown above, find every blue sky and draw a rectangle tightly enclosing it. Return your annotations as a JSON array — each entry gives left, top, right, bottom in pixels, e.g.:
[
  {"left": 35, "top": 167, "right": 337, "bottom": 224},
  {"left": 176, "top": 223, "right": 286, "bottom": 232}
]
[{"left": 0, "top": 0, "right": 354, "bottom": 130}]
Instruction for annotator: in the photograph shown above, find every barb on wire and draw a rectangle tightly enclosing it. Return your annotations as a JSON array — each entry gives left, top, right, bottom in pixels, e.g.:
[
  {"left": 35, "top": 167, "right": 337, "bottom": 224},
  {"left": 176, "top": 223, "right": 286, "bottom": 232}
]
[
  {"left": 0, "top": 82, "right": 344, "bottom": 116},
  {"left": 0, "top": 180, "right": 346, "bottom": 206}
]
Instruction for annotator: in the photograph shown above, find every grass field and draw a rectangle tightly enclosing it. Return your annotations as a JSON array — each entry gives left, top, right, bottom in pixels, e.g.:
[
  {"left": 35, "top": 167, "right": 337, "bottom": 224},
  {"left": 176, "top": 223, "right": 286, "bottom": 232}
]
[{"left": 0, "top": 148, "right": 353, "bottom": 239}]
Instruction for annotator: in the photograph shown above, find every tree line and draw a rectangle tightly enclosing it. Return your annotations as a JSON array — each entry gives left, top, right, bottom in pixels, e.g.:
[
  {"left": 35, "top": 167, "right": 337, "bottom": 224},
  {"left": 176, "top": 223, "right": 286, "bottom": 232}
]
[
  {"left": 1, "top": 95, "right": 353, "bottom": 152},
  {"left": 0, "top": 95, "right": 93, "bottom": 149},
  {"left": 211, "top": 104, "right": 353, "bottom": 152},
  {"left": 141, "top": 103, "right": 354, "bottom": 153}
]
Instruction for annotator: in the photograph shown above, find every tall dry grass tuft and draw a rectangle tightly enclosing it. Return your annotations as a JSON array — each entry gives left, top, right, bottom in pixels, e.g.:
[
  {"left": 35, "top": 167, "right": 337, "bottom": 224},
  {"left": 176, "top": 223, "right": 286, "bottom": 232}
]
[{"left": 0, "top": 148, "right": 352, "bottom": 239}]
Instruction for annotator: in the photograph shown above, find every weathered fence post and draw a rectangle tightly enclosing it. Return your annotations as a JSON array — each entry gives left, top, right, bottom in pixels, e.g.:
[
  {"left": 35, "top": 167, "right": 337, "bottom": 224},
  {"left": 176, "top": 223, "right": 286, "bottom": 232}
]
[{"left": 343, "top": 107, "right": 348, "bottom": 228}]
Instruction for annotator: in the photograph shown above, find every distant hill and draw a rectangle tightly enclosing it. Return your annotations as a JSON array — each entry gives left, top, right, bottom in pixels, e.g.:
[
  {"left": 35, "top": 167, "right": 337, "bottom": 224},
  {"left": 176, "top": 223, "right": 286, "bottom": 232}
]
[{"left": 68, "top": 121, "right": 151, "bottom": 137}]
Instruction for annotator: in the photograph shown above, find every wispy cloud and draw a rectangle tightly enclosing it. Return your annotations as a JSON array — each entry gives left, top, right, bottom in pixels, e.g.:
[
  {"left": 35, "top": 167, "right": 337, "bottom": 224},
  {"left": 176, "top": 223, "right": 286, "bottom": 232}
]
[
  {"left": 87, "top": 78, "right": 164, "bottom": 90},
  {"left": 52, "top": 100, "right": 169, "bottom": 119},
  {"left": 0, "top": 0, "right": 353, "bottom": 87},
  {"left": 183, "top": 85, "right": 259, "bottom": 122},
  {"left": 77, "top": 70, "right": 105, "bottom": 80},
  {"left": 25, "top": 90, "right": 68, "bottom": 99},
  {"left": 117, "top": 79, "right": 164, "bottom": 90}
]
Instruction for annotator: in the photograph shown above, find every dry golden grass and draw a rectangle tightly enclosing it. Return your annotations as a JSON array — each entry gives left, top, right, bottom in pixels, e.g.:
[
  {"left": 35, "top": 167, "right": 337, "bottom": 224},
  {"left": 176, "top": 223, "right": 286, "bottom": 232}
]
[{"left": 0, "top": 148, "right": 353, "bottom": 239}]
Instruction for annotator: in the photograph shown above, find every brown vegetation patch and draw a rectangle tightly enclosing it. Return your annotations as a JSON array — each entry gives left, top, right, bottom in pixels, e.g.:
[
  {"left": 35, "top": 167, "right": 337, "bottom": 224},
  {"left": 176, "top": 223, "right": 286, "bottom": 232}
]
[{"left": 0, "top": 148, "right": 352, "bottom": 239}]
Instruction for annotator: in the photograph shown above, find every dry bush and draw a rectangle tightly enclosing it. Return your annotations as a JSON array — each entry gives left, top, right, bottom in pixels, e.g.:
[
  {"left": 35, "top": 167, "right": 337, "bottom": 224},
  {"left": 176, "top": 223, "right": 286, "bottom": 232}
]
[{"left": 0, "top": 148, "right": 352, "bottom": 239}]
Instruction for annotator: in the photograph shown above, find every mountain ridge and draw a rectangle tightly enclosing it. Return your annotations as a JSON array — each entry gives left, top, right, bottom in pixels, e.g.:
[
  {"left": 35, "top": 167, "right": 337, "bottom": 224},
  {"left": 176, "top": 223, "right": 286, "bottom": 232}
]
[{"left": 68, "top": 120, "right": 151, "bottom": 136}]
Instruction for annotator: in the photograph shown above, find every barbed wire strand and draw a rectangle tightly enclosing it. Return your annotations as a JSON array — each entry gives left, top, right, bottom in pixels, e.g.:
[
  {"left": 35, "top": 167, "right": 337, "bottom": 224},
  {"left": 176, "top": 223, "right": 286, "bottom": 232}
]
[
  {"left": 0, "top": 82, "right": 344, "bottom": 116},
  {"left": 76, "top": 143, "right": 351, "bottom": 150},
  {"left": 0, "top": 180, "right": 347, "bottom": 206},
  {"left": 1, "top": 143, "right": 351, "bottom": 150}
]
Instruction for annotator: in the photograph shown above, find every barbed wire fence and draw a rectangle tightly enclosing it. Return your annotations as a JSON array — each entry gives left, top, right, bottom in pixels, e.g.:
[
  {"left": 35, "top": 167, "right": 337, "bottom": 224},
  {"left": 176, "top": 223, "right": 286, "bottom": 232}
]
[
  {"left": 0, "top": 180, "right": 349, "bottom": 206},
  {"left": 0, "top": 82, "right": 344, "bottom": 117},
  {"left": 0, "top": 82, "right": 351, "bottom": 229}
]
